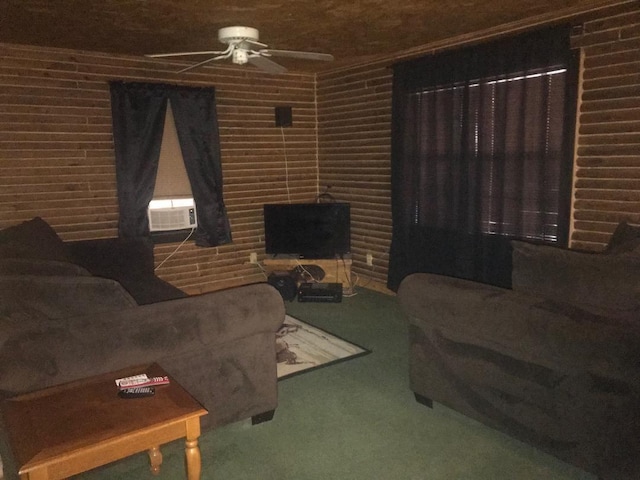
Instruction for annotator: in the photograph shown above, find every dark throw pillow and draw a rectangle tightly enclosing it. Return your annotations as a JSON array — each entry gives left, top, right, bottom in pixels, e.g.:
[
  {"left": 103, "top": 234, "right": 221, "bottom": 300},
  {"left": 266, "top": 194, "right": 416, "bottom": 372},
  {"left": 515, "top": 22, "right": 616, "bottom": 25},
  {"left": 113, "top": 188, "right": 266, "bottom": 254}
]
[
  {"left": 605, "top": 221, "right": 640, "bottom": 255},
  {"left": 0, "top": 217, "right": 72, "bottom": 262}
]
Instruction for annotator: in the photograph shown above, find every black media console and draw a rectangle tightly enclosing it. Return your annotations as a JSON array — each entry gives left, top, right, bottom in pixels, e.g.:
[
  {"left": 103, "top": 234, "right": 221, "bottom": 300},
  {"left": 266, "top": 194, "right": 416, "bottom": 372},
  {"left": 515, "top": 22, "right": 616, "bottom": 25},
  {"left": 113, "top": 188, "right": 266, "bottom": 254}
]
[{"left": 297, "top": 282, "right": 343, "bottom": 303}]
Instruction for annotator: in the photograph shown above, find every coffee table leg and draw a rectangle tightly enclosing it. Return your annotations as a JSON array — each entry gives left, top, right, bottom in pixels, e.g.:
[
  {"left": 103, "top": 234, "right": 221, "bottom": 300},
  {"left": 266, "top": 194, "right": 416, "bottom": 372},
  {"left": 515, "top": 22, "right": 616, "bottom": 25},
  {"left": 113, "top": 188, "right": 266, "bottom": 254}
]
[
  {"left": 148, "top": 446, "right": 162, "bottom": 475},
  {"left": 185, "top": 438, "right": 202, "bottom": 480},
  {"left": 185, "top": 417, "right": 202, "bottom": 480}
]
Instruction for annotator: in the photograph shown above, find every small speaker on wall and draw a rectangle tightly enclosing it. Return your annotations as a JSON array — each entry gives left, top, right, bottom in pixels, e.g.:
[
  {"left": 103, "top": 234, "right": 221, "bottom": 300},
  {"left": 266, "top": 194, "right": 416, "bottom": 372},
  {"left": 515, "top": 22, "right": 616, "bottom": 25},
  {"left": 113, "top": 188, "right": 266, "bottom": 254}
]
[{"left": 275, "top": 106, "right": 292, "bottom": 127}]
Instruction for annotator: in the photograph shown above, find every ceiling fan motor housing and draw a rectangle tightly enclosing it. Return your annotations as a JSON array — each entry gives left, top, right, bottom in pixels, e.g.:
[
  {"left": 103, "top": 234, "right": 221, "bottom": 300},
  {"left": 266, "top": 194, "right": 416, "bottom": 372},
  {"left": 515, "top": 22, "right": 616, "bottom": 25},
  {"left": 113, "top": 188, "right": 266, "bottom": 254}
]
[{"left": 218, "top": 26, "right": 260, "bottom": 44}]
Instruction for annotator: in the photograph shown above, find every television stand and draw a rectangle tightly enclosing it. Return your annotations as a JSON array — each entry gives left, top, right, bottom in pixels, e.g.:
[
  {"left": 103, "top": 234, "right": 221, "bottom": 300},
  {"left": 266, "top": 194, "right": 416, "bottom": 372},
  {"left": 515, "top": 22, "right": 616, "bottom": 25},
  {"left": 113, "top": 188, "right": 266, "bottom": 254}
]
[{"left": 263, "top": 255, "right": 352, "bottom": 295}]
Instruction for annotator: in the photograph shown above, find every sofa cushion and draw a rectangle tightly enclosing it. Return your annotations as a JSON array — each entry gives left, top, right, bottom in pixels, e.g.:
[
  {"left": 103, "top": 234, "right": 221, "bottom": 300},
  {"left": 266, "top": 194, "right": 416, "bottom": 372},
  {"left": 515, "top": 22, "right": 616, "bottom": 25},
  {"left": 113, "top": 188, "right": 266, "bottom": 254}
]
[
  {"left": 399, "top": 272, "right": 640, "bottom": 374},
  {"left": 511, "top": 240, "right": 640, "bottom": 314},
  {"left": 116, "top": 275, "right": 188, "bottom": 305},
  {"left": 0, "top": 258, "right": 91, "bottom": 277},
  {"left": 0, "top": 217, "right": 72, "bottom": 263},
  {"left": 67, "top": 237, "right": 156, "bottom": 278},
  {"left": 0, "top": 275, "right": 138, "bottom": 320},
  {"left": 66, "top": 237, "right": 187, "bottom": 305}
]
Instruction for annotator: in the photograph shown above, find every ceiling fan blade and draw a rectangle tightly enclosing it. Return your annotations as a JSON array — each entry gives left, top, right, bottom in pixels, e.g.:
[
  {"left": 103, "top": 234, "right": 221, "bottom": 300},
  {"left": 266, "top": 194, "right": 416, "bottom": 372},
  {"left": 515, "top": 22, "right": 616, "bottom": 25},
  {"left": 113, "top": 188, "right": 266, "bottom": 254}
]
[
  {"left": 240, "top": 39, "right": 268, "bottom": 48},
  {"left": 146, "top": 50, "right": 228, "bottom": 58},
  {"left": 247, "top": 54, "right": 288, "bottom": 74},
  {"left": 177, "top": 54, "right": 228, "bottom": 73},
  {"left": 260, "top": 49, "right": 334, "bottom": 62}
]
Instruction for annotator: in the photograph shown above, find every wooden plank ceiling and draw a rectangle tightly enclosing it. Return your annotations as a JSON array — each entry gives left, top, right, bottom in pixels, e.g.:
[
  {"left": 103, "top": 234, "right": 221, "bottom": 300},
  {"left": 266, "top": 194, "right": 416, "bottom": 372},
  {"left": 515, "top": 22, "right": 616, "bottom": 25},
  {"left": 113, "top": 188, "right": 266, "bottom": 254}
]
[{"left": 0, "top": 0, "right": 626, "bottom": 72}]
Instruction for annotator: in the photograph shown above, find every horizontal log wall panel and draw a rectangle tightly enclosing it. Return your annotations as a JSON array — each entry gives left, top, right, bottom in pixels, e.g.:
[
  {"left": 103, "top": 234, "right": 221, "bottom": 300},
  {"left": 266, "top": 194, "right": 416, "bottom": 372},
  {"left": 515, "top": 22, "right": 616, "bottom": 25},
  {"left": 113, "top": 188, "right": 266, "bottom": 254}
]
[
  {"left": 572, "top": 5, "right": 640, "bottom": 249},
  {"left": 317, "top": 64, "right": 393, "bottom": 284},
  {"left": 0, "top": 43, "right": 317, "bottom": 293}
]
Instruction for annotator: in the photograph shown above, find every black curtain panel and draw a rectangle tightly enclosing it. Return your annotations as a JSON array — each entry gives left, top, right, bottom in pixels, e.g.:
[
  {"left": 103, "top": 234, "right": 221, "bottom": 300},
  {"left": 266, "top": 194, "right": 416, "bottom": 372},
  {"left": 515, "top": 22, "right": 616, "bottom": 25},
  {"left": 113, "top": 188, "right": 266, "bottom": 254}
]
[
  {"left": 388, "top": 26, "right": 578, "bottom": 291},
  {"left": 110, "top": 81, "right": 168, "bottom": 238},
  {"left": 169, "top": 87, "right": 231, "bottom": 247},
  {"left": 109, "top": 81, "right": 231, "bottom": 246}
]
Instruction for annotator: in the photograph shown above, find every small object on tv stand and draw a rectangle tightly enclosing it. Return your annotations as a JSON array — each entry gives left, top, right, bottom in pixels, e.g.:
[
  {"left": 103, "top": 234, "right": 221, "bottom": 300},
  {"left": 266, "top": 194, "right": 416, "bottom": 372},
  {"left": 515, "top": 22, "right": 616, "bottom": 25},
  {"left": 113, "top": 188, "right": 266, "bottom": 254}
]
[
  {"left": 263, "top": 255, "right": 353, "bottom": 295},
  {"left": 267, "top": 271, "right": 298, "bottom": 301},
  {"left": 298, "top": 282, "right": 343, "bottom": 303}
]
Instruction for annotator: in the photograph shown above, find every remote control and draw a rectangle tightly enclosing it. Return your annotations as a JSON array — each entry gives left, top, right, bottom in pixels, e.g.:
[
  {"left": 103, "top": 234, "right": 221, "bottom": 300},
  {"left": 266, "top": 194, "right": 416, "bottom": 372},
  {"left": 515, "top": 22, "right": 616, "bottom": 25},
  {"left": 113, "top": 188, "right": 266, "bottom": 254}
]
[
  {"left": 118, "top": 386, "right": 155, "bottom": 398},
  {"left": 115, "top": 373, "right": 147, "bottom": 388},
  {"left": 116, "top": 374, "right": 170, "bottom": 389}
]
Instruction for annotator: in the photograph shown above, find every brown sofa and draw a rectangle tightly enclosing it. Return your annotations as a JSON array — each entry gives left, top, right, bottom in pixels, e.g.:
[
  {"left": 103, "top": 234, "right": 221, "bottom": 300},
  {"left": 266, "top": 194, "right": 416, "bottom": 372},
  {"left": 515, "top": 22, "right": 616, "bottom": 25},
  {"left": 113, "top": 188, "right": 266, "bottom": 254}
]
[
  {"left": 0, "top": 218, "right": 285, "bottom": 433},
  {"left": 398, "top": 222, "right": 640, "bottom": 480}
]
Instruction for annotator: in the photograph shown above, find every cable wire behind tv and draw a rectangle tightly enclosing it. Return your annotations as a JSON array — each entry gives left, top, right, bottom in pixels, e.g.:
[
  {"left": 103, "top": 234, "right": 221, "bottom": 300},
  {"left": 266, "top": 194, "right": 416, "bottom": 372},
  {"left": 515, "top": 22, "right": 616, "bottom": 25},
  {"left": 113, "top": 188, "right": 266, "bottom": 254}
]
[{"left": 281, "top": 126, "right": 291, "bottom": 204}]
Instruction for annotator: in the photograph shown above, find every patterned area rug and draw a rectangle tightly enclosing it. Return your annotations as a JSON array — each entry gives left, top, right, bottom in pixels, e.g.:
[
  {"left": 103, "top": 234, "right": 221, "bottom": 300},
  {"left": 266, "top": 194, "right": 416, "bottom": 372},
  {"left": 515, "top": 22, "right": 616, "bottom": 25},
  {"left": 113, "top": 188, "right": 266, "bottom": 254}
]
[{"left": 276, "top": 315, "right": 370, "bottom": 379}]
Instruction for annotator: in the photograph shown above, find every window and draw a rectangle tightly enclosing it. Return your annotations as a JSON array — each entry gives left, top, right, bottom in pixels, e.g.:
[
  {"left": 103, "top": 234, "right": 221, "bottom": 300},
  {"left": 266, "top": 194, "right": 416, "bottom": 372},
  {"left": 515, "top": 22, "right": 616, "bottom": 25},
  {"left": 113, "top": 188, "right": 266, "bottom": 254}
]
[
  {"left": 412, "top": 66, "right": 569, "bottom": 241},
  {"left": 109, "top": 82, "right": 231, "bottom": 247},
  {"left": 149, "top": 101, "right": 198, "bottom": 235},
  {"left": 154, "top": 101, "right": 193, "bottom": 203},
  {"left": 388, "top": 26, "right": 578, "bottom": 290}
]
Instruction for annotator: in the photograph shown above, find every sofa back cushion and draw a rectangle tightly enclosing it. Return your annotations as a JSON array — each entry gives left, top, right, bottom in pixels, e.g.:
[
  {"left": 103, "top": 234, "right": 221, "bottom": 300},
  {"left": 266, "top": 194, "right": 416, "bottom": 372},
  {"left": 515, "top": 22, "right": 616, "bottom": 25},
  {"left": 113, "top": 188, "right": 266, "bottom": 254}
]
[
  {"left": 0, "top": 275, "right": 138, "bottom": 321},
  {"left": 0, "top": 258, "right": 91, "bottom": 277},
  {"left": 511, "top": 240, "right": 640, "bottom": 314},
  {"left": 67, "top": 237, "right": 156, "bottom": 278}
]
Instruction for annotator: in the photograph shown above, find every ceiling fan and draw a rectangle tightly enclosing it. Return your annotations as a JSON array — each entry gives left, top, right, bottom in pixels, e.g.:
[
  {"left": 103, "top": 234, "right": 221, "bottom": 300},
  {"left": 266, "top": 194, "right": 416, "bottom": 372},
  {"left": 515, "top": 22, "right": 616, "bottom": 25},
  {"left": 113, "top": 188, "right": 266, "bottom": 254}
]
[{"left": 146, "top": 26, "right": 334, "bottom": 74}]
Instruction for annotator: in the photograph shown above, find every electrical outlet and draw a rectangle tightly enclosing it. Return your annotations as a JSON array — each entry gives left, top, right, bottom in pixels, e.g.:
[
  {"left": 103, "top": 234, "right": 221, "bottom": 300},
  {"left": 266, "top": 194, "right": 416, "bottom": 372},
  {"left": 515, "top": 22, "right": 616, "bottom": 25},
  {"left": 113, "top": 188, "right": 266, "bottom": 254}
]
[
  {"left": 249, "top": 252, "right": 258, "bottom": 264},
  {"left": 366, "top": 253, "right": 373, "bottom": 266}
]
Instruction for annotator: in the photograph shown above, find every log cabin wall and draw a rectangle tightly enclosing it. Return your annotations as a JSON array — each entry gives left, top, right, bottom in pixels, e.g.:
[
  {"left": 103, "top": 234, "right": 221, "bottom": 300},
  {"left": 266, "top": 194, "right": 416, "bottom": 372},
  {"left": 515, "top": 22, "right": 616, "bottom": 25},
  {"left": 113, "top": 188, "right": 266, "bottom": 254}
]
[
  {"left": 571, "top": 3, "right": 640, "bottom": 250},
  {"left": 317, "top": 1, "right": 640, "bottom": 293},
  {"left": 316, "top": 65, "right": 393, "bottom": 293},
  {"left": 0, "top": 44, "right": 318, "bottom": 293},
  {"left": 1, "top": 2, "right": 637, "bottom": 295}
]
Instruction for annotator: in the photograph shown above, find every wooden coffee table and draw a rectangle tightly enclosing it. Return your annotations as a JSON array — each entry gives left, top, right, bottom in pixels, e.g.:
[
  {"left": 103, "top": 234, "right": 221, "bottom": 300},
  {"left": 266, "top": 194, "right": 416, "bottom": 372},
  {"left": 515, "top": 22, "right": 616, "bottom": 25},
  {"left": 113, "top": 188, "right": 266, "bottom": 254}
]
[{"left": 1, "top": 363, "right": 208, "bottom": 480}]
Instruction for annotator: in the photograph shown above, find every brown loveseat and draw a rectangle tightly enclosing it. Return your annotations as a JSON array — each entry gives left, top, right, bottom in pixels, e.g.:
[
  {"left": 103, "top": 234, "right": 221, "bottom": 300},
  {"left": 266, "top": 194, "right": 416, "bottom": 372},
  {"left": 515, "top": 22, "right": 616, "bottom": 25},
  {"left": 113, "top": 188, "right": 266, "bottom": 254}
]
[
  {"left": 398, "top": 222, "right": 640, "bottom": 480},
  {"left": 0, "top": 217, "right": 285, "bottom": 434}
]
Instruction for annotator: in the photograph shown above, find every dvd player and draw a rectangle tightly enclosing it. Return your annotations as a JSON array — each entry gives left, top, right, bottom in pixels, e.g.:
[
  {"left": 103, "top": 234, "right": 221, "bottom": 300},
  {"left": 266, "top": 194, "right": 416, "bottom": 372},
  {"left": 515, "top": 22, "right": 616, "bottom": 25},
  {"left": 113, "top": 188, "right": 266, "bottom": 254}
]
[{"left": 297, "top": 282, "right": 343, "bottom": 303}]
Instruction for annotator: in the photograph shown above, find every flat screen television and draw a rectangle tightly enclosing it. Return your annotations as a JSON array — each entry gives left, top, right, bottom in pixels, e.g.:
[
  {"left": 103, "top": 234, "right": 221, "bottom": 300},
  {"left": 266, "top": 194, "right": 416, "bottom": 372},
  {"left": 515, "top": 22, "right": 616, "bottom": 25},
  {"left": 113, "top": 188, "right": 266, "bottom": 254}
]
[{"left": 263, "top": 203, "right": 351, "bottom": 259}]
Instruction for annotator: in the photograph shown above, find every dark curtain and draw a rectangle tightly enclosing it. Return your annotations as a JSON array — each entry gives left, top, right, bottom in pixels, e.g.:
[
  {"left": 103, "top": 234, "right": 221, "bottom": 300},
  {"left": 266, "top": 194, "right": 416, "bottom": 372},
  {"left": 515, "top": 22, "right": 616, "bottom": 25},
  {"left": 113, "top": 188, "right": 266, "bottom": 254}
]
[
  {"left": 170, "top": 87, "right": 231, "bottom": 247},
  {"left": 109, "top": 81, "right": 232, "bottom": 247},
  {"left": 110, "top": 82, "right": 168, "bottom": 238},
  {"left": 388, "top": 26, "right": 578, "bottom": 291}
]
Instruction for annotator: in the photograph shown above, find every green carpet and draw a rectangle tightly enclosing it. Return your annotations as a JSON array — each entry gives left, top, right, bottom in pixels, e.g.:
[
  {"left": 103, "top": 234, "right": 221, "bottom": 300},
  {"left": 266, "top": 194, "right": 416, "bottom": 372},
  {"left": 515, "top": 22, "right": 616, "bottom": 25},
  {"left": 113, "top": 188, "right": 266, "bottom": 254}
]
[{"left": 77, "top": 288, "right": 595, "bottom": 480}]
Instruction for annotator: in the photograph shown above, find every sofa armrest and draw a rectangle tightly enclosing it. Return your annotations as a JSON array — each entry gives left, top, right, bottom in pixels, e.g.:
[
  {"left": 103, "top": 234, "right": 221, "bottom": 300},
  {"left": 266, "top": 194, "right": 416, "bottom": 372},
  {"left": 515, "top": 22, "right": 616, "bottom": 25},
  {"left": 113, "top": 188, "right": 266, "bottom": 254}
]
[
  {"left": 98, "top": 282, "right": 286, "bottom": 349},
  {"left": 0, "top": 282, "right": 285, "bottom": 394},
  {"left": 398, "top": 273, "right": 640, "bottom": 381}
]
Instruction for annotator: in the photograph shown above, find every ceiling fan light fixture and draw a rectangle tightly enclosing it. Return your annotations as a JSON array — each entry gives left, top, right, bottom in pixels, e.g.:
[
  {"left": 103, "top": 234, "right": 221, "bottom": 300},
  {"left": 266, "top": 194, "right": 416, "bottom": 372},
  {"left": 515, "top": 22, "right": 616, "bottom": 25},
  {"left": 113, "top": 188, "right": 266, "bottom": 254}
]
[{"left": 232, "top": 49, "right": 249, "bottom": 65}]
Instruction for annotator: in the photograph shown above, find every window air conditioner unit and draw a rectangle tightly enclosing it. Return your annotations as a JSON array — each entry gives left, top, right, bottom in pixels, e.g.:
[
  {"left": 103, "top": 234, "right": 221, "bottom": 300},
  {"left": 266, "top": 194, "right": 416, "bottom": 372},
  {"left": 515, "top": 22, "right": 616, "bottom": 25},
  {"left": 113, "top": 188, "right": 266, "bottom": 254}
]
[{"left": 147, "top": 198, "right": 197, "bottom": 232}]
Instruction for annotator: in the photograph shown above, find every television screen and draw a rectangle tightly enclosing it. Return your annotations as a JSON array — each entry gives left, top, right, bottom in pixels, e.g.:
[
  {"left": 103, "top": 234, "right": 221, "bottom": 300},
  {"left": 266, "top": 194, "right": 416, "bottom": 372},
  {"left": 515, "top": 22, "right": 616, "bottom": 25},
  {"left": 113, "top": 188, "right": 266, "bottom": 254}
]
[{"left": 264, "top": 203, "right": 351, "bottom": 259}]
